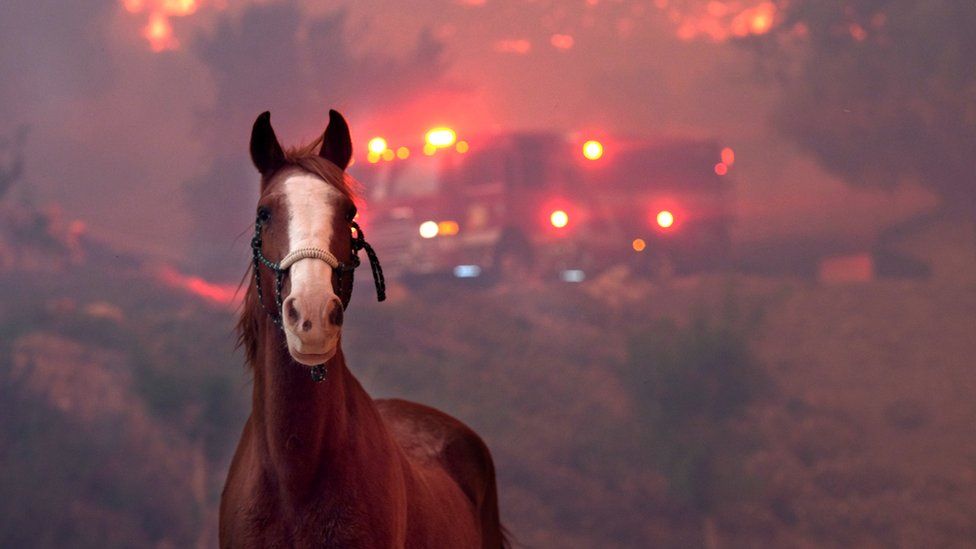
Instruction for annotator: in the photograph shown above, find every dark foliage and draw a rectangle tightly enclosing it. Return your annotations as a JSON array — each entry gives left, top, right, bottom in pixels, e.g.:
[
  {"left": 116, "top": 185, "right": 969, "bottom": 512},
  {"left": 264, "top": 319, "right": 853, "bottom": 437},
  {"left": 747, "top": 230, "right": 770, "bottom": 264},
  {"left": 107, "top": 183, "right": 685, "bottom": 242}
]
[
  {"left": 745, "top": 0, "right": 976, "bottom": 211},
  {"left": 624, "top": 297, "right": 769, "bottom": 514}
]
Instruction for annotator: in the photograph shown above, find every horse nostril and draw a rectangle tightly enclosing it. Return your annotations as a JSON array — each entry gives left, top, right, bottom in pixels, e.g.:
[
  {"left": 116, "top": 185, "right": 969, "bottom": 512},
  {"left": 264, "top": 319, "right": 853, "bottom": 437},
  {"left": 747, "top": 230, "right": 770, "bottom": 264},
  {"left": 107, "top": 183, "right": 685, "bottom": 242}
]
[
  {"left": 301, "top": 319, "right": 312, "bottom": 332},
  {"left": 286, "top": 300, "right": 300, "bottom": 323},
  {"left": 329, "top": 303, "right": 343, "bottom": 327}
]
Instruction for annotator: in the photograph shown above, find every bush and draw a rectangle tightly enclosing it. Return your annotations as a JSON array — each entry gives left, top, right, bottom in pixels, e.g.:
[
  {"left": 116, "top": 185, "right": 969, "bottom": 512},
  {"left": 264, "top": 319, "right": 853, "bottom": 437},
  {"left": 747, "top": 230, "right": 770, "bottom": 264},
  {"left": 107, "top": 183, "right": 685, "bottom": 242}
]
[{"left": 624, "top": 296, "right": 769, "bottom": 514}]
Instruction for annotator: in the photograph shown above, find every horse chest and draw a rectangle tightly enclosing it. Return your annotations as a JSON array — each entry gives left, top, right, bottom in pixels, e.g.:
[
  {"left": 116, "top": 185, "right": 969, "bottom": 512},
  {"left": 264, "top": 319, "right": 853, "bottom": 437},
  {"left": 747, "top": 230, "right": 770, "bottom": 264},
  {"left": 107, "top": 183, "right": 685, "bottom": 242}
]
[
  {"left": 230, "top": 482, "right": 402, "bottom": 549},
  {"left": 225, "top": 505, "right": 380, "bottom": 548}
]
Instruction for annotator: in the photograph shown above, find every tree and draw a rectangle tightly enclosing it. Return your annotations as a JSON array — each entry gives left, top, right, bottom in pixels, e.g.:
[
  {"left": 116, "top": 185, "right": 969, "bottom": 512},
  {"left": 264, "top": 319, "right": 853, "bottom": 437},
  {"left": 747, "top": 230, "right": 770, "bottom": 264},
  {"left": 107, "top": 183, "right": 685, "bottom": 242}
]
[
  {"left": 183, "top": 3, "right": 445, "bottom": 279},
  {"left": 743, "top": 0, "right": 976, "bottom": 215}
]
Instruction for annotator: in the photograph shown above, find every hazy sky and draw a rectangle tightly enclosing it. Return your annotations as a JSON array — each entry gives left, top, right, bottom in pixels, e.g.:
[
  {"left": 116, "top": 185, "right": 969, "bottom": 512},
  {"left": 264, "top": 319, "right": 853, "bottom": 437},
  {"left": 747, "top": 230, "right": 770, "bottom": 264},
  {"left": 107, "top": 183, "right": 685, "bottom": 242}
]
[{"left": 0, "top": 0, "right": 935, "bottom": 269}]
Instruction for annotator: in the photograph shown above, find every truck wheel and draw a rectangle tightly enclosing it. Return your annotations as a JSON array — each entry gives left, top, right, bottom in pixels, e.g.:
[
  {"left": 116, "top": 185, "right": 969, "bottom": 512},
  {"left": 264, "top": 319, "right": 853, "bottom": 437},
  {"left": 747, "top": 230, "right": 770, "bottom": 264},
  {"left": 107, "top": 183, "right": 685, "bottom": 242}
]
[{"left": 493, "top": 230, "right": 535, "bottom": 282}]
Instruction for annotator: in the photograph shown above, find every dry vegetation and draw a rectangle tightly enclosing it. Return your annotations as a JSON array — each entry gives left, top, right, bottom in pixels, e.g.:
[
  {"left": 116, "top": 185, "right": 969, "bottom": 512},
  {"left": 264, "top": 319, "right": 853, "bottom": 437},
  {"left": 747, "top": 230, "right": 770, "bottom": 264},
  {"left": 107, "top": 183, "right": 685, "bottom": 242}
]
[{"left": 1, "top": 240, "right": 975, "bottom": 546}]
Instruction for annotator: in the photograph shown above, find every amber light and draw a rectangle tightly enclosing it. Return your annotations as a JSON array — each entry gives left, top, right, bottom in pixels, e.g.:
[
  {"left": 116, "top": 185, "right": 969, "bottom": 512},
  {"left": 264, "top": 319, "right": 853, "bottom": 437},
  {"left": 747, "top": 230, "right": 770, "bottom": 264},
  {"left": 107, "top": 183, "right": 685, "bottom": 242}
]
[
  {"left": 437, "top": 221, "right": 460, "bottom": 236},
  {"left": 632, "top": 238, "right": 646, "bottom": 252}
]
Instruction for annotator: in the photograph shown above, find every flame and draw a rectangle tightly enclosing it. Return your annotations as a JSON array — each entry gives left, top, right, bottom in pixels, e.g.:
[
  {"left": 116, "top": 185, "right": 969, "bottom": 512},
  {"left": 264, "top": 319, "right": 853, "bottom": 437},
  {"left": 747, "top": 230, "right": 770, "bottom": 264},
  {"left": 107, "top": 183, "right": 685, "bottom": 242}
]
[
  {"left": 144, "top": 13, "right": 177, "bottom": 52},
  {"left": 550, "top": 34, "right": 575, "bottom": 50},
  {"left": 154, "top": 265, "right": 240, "bottom": 308},
  {"left": 494, "top": 39, "right": 532, "bottom": 55},
  {"left": 848, "top": 23, "right": 867, "bottom": 42},
  {"left": 659, "top": 1, "right": 779, "bottom": 42},
  {"left": 120, "top": 0, "right": 199, "bottom": 52}
]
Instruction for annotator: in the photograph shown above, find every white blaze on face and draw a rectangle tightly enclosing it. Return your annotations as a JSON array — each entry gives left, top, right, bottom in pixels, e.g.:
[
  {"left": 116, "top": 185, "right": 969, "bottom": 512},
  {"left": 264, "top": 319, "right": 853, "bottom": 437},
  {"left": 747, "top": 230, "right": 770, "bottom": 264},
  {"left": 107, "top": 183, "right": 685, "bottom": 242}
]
[{"left": 281, "top": 172, "right": 343, "bottom": 354}]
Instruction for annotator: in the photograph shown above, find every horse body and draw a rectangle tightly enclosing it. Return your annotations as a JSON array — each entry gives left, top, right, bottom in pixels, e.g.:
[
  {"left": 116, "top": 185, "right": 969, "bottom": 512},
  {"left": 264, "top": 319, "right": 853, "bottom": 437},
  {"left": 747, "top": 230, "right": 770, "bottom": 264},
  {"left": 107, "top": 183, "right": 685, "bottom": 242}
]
[{"left": 220, "top": 110, "right": 506, "bottom": 548}]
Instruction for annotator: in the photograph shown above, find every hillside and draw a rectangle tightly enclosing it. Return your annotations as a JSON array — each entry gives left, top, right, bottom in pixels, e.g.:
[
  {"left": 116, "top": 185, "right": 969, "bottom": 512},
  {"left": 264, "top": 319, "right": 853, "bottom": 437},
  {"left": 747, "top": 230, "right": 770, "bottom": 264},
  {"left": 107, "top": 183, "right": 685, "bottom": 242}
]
[{"left": 1, "top": 213, "right": 975, "bottom": 546}]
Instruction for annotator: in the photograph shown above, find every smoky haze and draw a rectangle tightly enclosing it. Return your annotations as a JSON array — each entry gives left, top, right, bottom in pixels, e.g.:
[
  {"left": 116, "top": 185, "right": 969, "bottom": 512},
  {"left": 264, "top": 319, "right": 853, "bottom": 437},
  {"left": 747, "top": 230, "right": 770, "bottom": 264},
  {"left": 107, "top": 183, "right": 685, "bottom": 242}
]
[
  {"left": 1, "top": 0, "right": 974, "bottom": 547},
  {"left": 0, "top": 0, "right": 943, "bottom": 274}
]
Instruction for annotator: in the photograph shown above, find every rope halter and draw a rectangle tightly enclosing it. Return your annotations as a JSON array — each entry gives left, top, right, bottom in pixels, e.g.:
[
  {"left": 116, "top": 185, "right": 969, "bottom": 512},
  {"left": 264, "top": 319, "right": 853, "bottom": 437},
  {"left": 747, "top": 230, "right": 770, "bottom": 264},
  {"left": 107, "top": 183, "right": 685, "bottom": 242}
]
[{"left": 250, "top": 218, "right": 385, "bottom": 382}]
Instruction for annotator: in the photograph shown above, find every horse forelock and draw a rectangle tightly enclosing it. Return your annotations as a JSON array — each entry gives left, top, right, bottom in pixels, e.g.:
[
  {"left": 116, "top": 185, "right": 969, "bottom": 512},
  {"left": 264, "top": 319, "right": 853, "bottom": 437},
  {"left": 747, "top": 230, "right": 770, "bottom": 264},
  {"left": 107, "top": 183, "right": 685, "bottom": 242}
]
[{"left": 273, "top": 136, "right": 362, "bottom": 202}]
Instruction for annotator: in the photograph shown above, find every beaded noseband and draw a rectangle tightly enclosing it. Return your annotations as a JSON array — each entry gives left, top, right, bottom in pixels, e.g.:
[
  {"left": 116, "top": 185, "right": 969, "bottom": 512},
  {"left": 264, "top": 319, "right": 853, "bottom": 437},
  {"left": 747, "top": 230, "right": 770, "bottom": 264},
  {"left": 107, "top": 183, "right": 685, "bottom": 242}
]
[{"left": 251, "top": 216, "right": 385, "bottom": 382}]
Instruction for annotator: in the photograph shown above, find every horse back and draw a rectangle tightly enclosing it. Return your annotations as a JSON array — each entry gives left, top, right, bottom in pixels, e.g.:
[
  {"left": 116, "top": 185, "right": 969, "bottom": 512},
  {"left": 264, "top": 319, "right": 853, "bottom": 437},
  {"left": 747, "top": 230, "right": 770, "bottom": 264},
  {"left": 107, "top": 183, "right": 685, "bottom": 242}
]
[{"left": 375, "top": 398, "right": 509, "bottom": 549}]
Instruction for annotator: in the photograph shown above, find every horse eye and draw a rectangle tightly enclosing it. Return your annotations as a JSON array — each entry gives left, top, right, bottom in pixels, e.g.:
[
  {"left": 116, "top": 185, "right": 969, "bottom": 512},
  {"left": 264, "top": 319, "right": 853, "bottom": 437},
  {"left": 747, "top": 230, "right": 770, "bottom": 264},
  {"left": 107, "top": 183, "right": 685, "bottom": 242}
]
[{"left": 257, "top": 207, "right": 271, "bottom": 222}]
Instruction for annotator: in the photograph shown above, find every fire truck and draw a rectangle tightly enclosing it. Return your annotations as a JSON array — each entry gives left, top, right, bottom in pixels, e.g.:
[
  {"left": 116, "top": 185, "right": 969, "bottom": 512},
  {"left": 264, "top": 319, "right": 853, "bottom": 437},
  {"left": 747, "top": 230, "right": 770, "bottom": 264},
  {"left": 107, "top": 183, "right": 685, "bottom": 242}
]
[{"left": 350, "top": 128, "right": 733, "bottom": 282}]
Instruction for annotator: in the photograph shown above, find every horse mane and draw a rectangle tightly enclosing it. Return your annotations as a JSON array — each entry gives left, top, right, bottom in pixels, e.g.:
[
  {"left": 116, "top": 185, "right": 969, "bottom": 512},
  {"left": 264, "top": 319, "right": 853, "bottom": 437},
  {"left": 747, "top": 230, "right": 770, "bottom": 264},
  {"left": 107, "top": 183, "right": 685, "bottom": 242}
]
[{"left": 235, "top": 137, "right": 363, "bottom": 368}]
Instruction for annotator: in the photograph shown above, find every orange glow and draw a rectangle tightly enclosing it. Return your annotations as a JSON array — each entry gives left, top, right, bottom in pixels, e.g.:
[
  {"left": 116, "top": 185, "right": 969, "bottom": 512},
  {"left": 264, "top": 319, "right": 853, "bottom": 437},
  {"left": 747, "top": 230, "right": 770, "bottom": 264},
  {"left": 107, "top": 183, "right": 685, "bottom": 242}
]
[
  {"left": 550, "top": 34, "right": 575, "bottom": 50},
  {"left": 423, "top": 143, "right": 436, "bottom": 156},
  {"left": 163, "top": 0, "right": 197, "bottom": 14},
  {"left": 419, "top": 221, "right": 439, "bottom": 239},
  {"left": 749, "top": 12, "right": 773, "bottom": 34},
  {"left": 396, "top": 146, "right": 410, "bottom": 159},
  {"left": 632, "top": 238, "right": 646, "bottom": 252},
  {"left": 721, "top": 147, "right": 735, "bottom": 165},
  {"left": 123, "top": 0, "right": 200, "bottom": 51},
  {"left": 494, "top": 39, "right": 532, "bottom": 55},
  {"left": 437, "top": 220, "right": 460, "bottom": 236},
  {"left": 425, "top": 127, "right": 457, "bottom": 148},
  {"left": 550, "top": 210, "right": 569, "bottom": 228},
  {"left": 732, "top": 2, "right": 777, "bottom": 37},
  {"left": 367, "top": 137, "right": 388, "bottom": 154},
  {"left": 144, "top": 13, "right": 176, "bottom": 51},
  {"left": 124, "top": 0, "right": 197, "bottom": 14},
  {"left": 381, "top": 149, "right": 395, "bottom": 161},
  {"left": 582, "top": 140, "right": 603, "bottom": 160},
  {"left": 661, "top": 1, "right": 778, "bottom": 42},
  {"left": 367, "top": 151, "right": 380, "bottom": 163},
  {"left": 656, "top": 210, "right": 675, "bottom": 229},
  {"left": 455, "top": 140, "right": 469, "bottom": 153},
  {"left": 849, "top": 23, "right": 867, "bottom": 42},
  {"left": 714, "top": 162, "right": 728, "bottom": 175},
  {"left": 155, "top": 266, "right": 238, "bottom": 307}
]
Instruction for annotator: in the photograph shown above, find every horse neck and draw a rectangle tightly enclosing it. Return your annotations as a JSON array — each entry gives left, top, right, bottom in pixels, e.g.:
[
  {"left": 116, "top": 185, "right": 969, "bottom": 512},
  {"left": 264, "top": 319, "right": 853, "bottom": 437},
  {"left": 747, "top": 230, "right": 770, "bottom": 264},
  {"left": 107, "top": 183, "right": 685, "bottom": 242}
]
[{"left": 249, "top": 317, "right": 393, "bottom": 499}]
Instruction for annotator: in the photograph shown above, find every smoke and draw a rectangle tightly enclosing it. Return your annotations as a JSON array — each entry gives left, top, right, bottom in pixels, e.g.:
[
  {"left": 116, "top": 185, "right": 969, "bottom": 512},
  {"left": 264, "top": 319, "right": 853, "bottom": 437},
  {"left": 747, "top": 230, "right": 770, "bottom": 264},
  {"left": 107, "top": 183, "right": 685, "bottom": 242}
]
[
  {"left": 0, "top": 0, "right": 117, "bottom": 109},
  {"left": 183, "top": 1, "right": 446, "bottom": 278}
]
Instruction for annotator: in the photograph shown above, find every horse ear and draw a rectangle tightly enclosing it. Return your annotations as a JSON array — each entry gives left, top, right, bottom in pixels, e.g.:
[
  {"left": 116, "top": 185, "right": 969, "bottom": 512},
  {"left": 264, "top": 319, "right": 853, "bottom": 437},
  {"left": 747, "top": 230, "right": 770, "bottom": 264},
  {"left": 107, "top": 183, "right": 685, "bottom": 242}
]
[
  {"left": 250, "top": 111, "right": 285, "bottom": 176},
  {"left": 319, "top": 109, "right": 352, "bottom": 171}
]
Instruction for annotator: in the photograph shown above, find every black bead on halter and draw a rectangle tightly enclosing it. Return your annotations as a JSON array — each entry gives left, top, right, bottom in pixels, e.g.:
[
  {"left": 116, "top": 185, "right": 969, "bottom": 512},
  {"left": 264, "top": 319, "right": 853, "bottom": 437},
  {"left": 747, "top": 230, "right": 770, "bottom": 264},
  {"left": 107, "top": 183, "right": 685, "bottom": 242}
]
[{"left": 250, "top": 217, "right": 385, "bottom": 382}]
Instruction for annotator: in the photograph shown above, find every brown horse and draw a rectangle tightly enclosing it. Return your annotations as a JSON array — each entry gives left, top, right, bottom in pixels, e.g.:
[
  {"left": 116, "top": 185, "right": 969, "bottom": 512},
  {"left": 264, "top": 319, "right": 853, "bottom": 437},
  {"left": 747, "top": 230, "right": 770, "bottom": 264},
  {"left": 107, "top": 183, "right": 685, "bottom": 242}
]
[{"left": 219, "top": 110, "right": 509, "bottom": 548}]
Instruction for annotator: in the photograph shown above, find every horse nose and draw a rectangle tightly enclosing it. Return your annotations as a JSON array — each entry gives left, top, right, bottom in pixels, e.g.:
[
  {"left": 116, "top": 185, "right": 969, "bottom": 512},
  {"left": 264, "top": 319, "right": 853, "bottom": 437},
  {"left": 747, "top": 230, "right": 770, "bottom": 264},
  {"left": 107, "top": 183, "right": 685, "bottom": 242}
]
[{"left": 283, "top": 295, "right": 343, "bottom": 333}]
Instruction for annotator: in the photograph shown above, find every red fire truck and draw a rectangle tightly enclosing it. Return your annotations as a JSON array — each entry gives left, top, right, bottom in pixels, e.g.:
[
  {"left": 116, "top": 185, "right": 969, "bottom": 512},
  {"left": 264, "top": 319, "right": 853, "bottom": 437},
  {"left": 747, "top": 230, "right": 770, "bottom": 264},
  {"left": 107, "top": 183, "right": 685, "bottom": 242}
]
[{"left": 351, "top": 129, "right": 733, "bottom": 282}]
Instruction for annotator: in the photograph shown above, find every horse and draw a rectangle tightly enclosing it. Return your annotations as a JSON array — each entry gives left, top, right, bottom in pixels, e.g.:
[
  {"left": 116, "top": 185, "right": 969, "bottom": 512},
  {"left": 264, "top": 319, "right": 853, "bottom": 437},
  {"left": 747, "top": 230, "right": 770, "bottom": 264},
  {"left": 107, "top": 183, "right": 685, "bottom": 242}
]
[{"left": 219, "top": 109, "right": 509, "bottom": 549}]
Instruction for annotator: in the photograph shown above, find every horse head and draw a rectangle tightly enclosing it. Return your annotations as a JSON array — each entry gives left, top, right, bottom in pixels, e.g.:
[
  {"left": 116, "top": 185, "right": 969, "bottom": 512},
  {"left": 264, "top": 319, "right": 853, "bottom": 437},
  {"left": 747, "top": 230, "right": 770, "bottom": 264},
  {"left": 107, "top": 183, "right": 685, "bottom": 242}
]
[{"left": 248, "top": 109, "right": 381, "bottom": 372}]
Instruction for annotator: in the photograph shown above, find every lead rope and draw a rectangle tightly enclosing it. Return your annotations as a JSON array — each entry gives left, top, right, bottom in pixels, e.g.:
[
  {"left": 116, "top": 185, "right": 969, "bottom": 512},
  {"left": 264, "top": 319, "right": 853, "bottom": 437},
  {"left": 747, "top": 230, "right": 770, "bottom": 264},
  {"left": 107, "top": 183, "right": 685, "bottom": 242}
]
[{"left": 351, "top": 221, "right": 386, "bottom": 303}]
